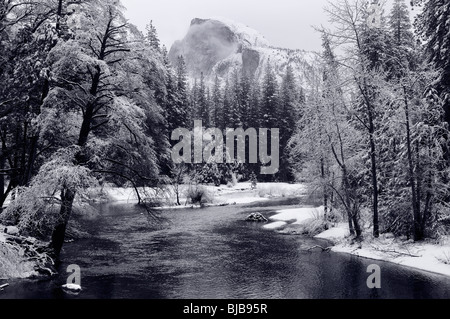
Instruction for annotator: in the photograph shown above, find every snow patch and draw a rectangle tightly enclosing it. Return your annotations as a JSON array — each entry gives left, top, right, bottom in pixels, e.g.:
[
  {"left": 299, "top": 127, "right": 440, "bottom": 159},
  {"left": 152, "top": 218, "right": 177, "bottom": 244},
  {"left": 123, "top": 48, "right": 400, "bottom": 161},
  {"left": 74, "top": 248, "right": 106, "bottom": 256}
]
[
  {"left": 270, "top": 206, "right": 324, "bottom": 225},
  {"left": 263, "top": 221, "right": 288, "bottom": 230},
  {"left": 102, "top": 182, "right": 306, "bottom": 208},
  {"left": 62, "top": 283, "right": 82, "bottom": 291},
  {"left": 314, "top": 223, "right": 350, "bottom": 241}
]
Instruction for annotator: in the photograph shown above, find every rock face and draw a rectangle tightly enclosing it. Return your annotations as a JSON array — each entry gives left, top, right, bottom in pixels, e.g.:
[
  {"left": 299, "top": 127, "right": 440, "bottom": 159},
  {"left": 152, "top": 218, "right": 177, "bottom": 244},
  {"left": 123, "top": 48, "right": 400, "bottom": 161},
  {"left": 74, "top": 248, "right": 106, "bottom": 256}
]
[{"left": 169, "top": 17, "right": 315, "bottom": 85}]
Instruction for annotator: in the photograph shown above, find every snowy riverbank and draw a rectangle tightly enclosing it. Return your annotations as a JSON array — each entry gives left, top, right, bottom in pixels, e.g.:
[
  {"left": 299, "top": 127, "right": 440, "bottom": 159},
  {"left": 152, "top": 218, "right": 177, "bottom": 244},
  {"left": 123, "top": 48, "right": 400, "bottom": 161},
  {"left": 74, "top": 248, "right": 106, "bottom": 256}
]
[
  {"left": 264, "top": 207, "right": 450, "bottom": 278},
  {"left": 103, "top": 182, "right": 307, "bottom": 207}
]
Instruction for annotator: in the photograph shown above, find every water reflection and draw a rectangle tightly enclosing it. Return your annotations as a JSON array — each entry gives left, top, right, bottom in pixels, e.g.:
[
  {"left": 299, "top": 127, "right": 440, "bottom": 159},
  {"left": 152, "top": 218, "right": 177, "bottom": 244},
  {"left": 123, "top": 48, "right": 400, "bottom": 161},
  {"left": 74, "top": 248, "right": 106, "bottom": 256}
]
[{"left": 2, "top": 202, "right": 450, "bottom": 299}]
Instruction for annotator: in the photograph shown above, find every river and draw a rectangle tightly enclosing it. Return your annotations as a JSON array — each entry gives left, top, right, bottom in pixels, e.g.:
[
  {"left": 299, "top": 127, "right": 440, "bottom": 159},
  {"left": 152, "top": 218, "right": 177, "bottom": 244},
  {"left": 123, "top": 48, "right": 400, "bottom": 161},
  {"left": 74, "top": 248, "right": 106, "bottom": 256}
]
[{"left": 2, "top": 198, "right": 450, "bottom": 299}]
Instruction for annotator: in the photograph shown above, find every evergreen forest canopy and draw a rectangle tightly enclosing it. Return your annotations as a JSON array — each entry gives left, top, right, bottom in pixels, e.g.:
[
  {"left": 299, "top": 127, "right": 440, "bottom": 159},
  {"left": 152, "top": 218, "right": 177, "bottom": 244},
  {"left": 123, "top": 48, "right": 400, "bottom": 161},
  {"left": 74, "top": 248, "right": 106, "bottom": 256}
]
[{"left": 0, "top": 0, "right": 449, "bottom": 257}]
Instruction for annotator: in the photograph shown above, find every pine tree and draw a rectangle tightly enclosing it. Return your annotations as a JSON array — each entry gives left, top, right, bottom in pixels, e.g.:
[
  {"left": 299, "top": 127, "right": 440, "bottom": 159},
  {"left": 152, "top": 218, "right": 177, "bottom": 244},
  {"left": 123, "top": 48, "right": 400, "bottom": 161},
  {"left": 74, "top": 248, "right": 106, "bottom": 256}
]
[
  {"left": 260, "top": 62, "right": 280, "bottom": 181},
  {"left": 197, "top": 72, "right": 210, "bottom": 126},
  {"left": 239, "top": 71, "right": 252, "bottom": 128},
  {"left": 389, "top": 0, "right": 414, "bottom": 47},
  {"left": 248, "top": 79, "right": 261, "bottom": 129},
  {"left": 175, "top": 55, "right": 190, "bottom": 128},
  {"left": 211, "top": 75, "right": 222, "bottom": 128},
  {"left": 164, "top": 66, "right": 182, "bottom": 133},
  {"left": 229, "top": 68, "right": 242, "bottom": 128},
  {"left": 206, "top": 87, "right": 213, "bottom": 127},
  {"left": 360, "top": 24, "right": 394, "bottom": 73},
  {"left": 222, "top": 77, "right": 233, "bottom": 128},
  {"left": 190, "top": 78, "right": 200, "bottom": 125},
  {"left": 279, "top": 65, "right": 301, "bottom": 181},
  {"left": 146, "top": 20, "right": 160, "bottom": 51},
  {"left": 260, "top": 62, "right": 279, "bottom": 129},
  {"left": 387, "top": 0, "right": 418, "bottom": 77},
  {"left": 416, "top": 0, "right": 450, "bottom": 124}
]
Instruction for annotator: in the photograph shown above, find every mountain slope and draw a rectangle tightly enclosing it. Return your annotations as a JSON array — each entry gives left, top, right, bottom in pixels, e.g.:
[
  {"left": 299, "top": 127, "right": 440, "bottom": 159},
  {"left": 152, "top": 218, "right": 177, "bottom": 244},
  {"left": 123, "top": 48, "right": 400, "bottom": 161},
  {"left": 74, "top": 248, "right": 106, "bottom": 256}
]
[{"left": 168, "top": 17, "right": 316, "bottom": 86}]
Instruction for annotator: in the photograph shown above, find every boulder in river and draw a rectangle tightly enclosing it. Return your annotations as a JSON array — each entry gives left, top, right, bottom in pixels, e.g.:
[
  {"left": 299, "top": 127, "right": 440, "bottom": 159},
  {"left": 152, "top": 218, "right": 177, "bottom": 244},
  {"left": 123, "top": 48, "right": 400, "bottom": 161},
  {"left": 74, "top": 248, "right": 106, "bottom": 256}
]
[
  {"left": 246, "top": 213, "right": 268, "bottom": 222},
  {"left": 62, "top": 283, "right": 82, "bottom": 295}
]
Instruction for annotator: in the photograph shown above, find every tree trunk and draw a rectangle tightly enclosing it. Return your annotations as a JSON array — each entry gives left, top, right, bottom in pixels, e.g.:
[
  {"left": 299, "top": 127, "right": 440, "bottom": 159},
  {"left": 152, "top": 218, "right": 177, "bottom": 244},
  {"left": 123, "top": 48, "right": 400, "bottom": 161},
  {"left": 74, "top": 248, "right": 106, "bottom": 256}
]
[
  {"left": 78, "top": 103, "right": 94, "bottom": 148},
  {"left": 50, "top": 188, "right": 76, "bottom": 257},
  {"left": 347, "top": 213, "right": 355, "bottom": 236},
  {"left": 55, "top": 0, "right": 64, "bottom": 35},
  {"left": 321, "top": 158, "right": 328, "bottom": 220},
  {"left": 23, "top": 135, "right": 38, "bottom": 186},
  {"left": 367, "top": 103, "right": 379, "bottom": 238},
  {"left": 342, "top": 174, "right": 355, "bottom": 236},
  {"left": 420, "top": 170, "right": 433, "bottom": 233},
  {"left": 351, "top": 204, "right": 362, "bottom": 238},
  {"left": 330, "top": 171, "right": 335, "bottom": 213},
  {"left": 403, "top": 86, "right": 423, "bottom": 241}
]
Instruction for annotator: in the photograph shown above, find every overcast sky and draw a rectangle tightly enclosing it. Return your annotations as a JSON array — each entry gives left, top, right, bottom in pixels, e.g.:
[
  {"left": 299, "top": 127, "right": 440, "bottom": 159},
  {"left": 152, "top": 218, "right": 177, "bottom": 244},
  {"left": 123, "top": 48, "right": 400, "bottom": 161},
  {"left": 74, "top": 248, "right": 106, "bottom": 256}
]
[{"left": 120, "top": 0, "right": 332, "bottom": 52}]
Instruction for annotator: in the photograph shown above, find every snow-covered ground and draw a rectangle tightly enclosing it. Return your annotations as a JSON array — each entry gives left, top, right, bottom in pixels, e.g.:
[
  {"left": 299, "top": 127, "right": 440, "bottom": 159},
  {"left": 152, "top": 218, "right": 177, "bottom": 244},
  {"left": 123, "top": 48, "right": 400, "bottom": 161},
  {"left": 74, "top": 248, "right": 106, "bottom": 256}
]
[
  {"left": 103, "top": 182, "right": 307, "bottom": 207},
  {"left": 264, "top": 206, "right": 450, "bottom": 278},
  {"left": 264, "top": 206, "right": 324, "bottom": 230},
  {"left": 321, "top": 227, "right": 450, "bottom": 277}
]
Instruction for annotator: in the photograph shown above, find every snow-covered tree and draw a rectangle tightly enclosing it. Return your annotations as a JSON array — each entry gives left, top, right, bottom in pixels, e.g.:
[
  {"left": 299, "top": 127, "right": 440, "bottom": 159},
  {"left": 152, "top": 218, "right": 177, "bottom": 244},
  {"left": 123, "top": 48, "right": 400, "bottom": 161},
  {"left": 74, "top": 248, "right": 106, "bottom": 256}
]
[
  {"left": 175, "top": 55, "right": 190, "bottom": 129},
  {"left": 197, "top": 72, "right": 210, "bottom": 126},
  {"left": 145, "top": 20, "right": 160, "bottom": 51},
  {"left": 222, "top": 77, "right": 233, "bottom": 129},
  {"left": 415, "top": 0, "right": 450, "bottom": 125},
  {"left": 2, "top": 0, "right": 169, "bottom": 256},
  {"left": 211, "top": 75, "right": 222, "bottom": 128},
  {"left": 389, "top": 0, "right": 414, "bottom": 47},
  {"left": 260, "top": 62, "right": 279, "bottom": 129},
  {"left": 0, "top": 0, "right": 70, "bottom": 208},
  {"left": 279, "top": 65, "right": 303, "bottom": 181}
]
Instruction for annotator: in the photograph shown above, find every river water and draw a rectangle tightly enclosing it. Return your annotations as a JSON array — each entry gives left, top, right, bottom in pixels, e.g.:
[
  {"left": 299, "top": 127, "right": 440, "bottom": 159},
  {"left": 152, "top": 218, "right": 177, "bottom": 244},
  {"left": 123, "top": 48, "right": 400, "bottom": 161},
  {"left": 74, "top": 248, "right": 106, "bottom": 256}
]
[{"left": 2, "top": 199, "right": 450, "bottom": 299}]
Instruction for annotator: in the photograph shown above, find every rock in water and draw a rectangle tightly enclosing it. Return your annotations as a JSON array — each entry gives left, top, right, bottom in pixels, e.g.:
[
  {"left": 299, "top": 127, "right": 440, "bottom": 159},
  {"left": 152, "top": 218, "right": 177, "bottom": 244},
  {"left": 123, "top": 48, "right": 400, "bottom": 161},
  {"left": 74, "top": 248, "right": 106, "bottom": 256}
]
[
  {"left": 5, "top": 226, "right": 19, "bottom": 235},
  {"left": 246, "top": 213, "right": 268, "bottom": 222},
  {"left": 62, "top": 283, "right": 82, "bottom": 294}
]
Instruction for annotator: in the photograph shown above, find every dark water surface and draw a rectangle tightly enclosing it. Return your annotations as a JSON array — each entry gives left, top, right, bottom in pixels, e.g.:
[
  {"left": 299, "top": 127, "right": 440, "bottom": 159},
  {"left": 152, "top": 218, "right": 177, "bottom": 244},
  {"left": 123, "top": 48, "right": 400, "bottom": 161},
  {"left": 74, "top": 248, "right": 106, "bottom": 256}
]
[{"left": 2, "top": 199, "right": 450, "bottom": 299}]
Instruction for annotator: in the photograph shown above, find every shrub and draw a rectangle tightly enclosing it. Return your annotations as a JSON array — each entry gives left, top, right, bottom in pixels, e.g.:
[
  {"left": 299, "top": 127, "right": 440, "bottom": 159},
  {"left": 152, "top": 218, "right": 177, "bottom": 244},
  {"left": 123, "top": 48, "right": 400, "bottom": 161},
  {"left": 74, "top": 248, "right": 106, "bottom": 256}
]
[
  {"left": 185, "top": 185, "right": 212, "bottom": 205},
  {"left": 425, "top": 204, "right": 450, "bottom": 240},
  {"left": 249, "top": 172, "right": 258, "bottom": 190},
  {"left": 301, "top": 218, "right": 328, "bottom": 236},
  {"left": 325, "top": 207, "right": 342, "bottom": 226},
  {"left": 436, "top": 250, "right": 450, "bottom": 265}
]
